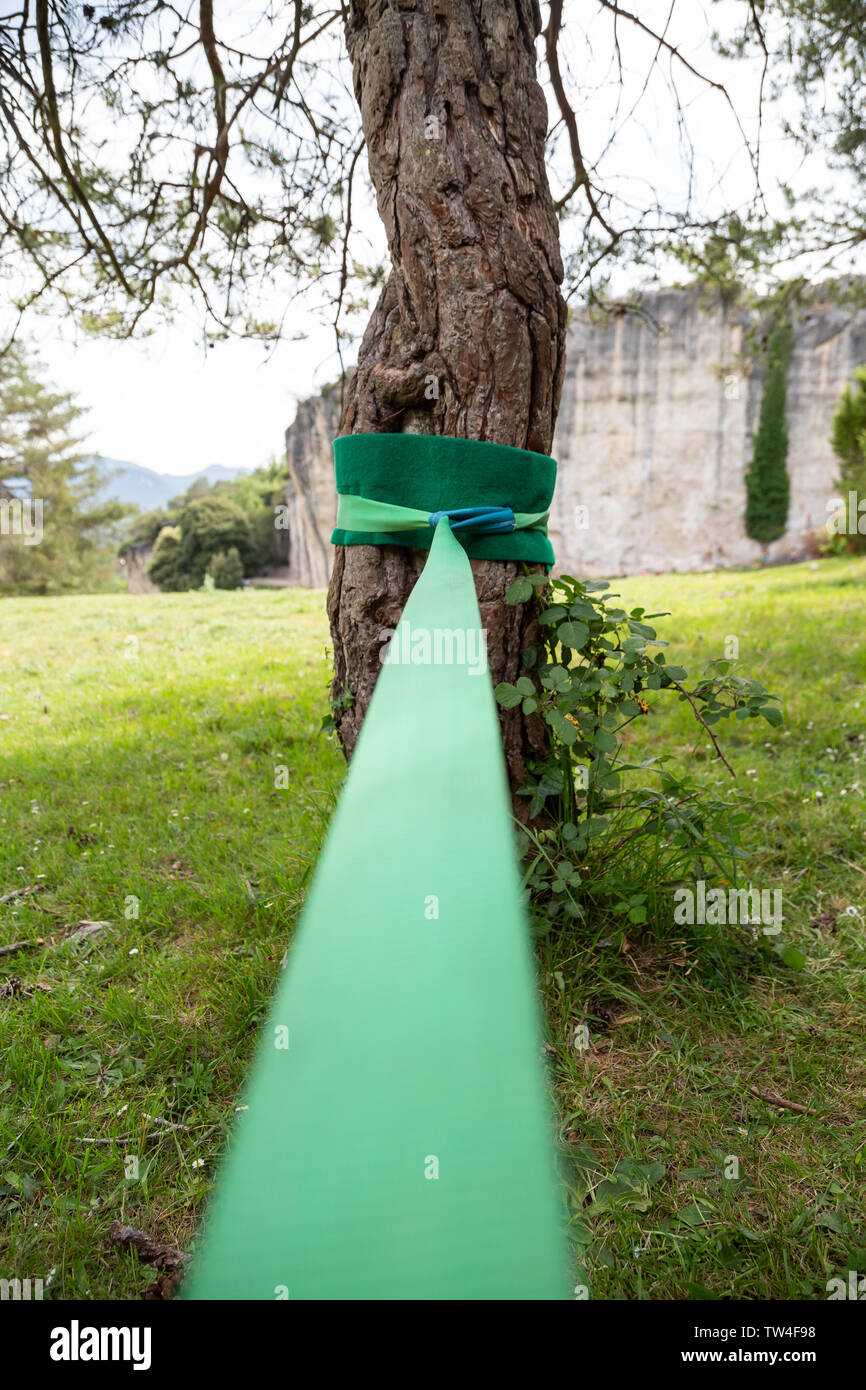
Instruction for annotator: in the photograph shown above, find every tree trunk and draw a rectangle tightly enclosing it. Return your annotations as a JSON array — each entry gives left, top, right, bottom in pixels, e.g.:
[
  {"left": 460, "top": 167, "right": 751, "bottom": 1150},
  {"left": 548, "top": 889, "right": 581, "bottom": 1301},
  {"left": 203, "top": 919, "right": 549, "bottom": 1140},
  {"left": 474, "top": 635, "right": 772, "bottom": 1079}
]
[{"left": 328, "top": 0, "right": 566, "bottom": 805}]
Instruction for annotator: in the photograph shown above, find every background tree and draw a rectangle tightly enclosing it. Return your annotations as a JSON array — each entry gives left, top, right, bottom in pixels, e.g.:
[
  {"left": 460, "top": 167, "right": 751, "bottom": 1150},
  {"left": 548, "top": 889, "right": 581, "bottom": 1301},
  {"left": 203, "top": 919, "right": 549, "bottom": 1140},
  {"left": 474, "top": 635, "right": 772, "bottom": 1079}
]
[
  {"left": 147, "top": 522, "right": 185, "bottom": 591},
  {"left": 715, "top": 0, "right": 866, "bottom": 286},
  {"left": 830, "top": 365, "right": 866, "bottom": 554},
  {"left": 207, "top": 545, "right": 245, "bottom": 590},
  {"left": 1, "top": 1, "right": 864, "bottom": 777},
  {"left": 0, "top": 344, "right": 128, "bottom": 594},
  {"left": 175, "top": 493, "right": 256, "bottom": 588},
  {"left": 221, "top": 458, "right": 288, "bottom": 574},
  {"left": 744, "top": 316, "right": 792, "bottom": 546}
]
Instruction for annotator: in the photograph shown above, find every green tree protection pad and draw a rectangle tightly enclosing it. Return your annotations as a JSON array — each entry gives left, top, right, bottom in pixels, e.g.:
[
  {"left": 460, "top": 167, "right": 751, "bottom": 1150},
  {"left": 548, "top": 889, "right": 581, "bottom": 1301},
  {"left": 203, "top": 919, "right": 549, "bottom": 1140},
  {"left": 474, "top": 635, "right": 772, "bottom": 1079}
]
[
  {"left": 185, "top": 518, "right": 567, "bottom": 1300},
  {"left": 331, "top": 432, "right": 557, "bottom": 565}
]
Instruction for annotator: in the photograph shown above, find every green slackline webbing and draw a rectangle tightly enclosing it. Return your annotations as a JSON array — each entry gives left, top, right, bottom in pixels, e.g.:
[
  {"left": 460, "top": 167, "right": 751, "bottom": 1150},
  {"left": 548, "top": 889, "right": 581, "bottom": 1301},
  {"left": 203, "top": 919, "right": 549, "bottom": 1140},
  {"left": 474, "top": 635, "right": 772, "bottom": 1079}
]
[
  {"left": 185, "top": 436, "right": 566, "bottom": 1300},
  {"left": 334, "top": 491, "right": 550, "bottom": 539},
  {"left": 331, "top": 431, "right": 557, "bottom": 566}
]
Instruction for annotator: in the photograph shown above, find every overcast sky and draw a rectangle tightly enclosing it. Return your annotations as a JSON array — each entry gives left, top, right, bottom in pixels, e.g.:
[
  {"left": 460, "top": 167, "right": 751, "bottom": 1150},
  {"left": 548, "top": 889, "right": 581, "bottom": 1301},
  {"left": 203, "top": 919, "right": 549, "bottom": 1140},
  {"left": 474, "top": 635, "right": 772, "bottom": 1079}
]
[
  {"left": 15, "top": 2, "right": 842, "bottom": 477},
  {"left": 40, "top": 317, "right": 342, "bottom": 476}
]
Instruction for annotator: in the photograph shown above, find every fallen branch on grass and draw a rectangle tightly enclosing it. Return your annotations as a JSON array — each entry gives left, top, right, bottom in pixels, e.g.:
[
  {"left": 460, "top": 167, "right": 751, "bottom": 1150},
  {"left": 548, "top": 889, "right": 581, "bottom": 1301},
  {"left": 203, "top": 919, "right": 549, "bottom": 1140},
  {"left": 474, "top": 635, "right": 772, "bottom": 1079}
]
[
  {"left": 0, "top": 938, "right": 44, "bottom": 957},
  {"left": 0, "top": 883, "right": 45, "bottom": 905},
  {"left": 748, "top": 1084, "right": 816, "bottom": 1115},
  {"left": 77, "top": 1114, "right": 190, "bottom": 1145}
]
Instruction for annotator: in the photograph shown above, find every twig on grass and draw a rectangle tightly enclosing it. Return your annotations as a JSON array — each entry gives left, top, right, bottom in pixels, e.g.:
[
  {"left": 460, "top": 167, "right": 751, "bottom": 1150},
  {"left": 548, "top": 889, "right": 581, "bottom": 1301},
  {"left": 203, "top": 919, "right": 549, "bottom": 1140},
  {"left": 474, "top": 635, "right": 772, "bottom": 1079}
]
[
  {"left": 0, "top": 938, "right": 44, "bottom": 956},
  {"left": 748, "top": 1084, "right": 816, "bottom": 1115},
  {"left": 77, "top": 1113, "right": 191, "bottom": 1145}
]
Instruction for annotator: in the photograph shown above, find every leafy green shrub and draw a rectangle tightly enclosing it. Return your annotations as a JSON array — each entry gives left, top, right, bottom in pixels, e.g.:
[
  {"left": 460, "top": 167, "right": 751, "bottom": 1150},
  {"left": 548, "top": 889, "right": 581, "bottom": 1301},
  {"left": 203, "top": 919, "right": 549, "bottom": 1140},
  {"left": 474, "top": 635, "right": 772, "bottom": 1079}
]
[
  {"left": 147, "top": 524, "right": 188, "bottom": 591},
  {"left": 176, "top": 495, "right": 255, "bottom": 588},
  {"left": 206, "top": 546, "right": 245, "bottom": 590},
  {"left": 829, "top": 364, "right": 866, "bottom": 554},
  {"left": 496, "top": 572, "right": 787, "bottom": 965},
  {"left": 744, "top": 319, "right": 792, "bottom": 545}
]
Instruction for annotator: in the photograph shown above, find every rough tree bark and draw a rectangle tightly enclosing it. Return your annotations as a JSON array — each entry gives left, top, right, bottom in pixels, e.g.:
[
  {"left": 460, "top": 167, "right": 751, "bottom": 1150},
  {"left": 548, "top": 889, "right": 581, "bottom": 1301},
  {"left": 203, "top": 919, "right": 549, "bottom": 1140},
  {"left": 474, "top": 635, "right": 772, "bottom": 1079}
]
[{"left": 327, "top": 0, "right": 567, "bottom": 804}]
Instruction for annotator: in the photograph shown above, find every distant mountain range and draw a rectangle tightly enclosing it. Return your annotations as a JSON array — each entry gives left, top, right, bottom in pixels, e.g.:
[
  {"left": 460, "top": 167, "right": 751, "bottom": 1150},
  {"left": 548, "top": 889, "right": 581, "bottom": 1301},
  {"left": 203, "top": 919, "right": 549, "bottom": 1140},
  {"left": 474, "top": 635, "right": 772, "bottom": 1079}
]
[{"left": 92, "top": 458, "right": 248, "bottom": 511}]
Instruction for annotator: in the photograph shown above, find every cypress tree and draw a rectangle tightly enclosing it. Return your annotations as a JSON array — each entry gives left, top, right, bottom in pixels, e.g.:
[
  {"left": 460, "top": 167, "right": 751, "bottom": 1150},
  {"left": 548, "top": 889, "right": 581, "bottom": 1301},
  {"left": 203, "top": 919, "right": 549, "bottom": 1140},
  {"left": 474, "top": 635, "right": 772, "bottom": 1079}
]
[{"left": 745, "top": 319, "right": 792, "bottom": 545}]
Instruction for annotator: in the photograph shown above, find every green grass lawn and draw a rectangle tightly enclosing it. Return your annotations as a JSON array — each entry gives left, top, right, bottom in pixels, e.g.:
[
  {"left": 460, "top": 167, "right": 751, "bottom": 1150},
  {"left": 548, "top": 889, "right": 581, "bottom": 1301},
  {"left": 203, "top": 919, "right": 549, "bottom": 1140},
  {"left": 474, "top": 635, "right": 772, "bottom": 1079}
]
[{"left": 1, "top": 558, "right": 864, "bottom": 1299}]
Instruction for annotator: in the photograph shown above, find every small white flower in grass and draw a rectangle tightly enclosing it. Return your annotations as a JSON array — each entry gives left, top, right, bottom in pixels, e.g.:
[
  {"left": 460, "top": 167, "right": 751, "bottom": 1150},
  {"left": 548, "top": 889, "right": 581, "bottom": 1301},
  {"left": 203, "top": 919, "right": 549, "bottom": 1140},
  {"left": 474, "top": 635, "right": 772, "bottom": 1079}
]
[
  {"left": 220, "top": 752, "right": 229, "bottom": 762},
  {"left": 807, "top": 722, "right": 814, "bottom": 729},
  {"left": 235, "top": 1105, "right": 248, "bottom": 1112},
  {"left": 737, "top": 1126, "right": 748, "bottom": 1137},
  {"left": 192, "top": 1158, "right": 205, "bottom": 1170},
  {"left": 746, "top": 769, "right": 756, "bottom": 776},
  {"left": 117, "top": 1105, "right": 128, "bottom": 1116},
  {"left": 129, "top": 948, "right": 139, "bottom": 955},
  {"left": 845, "top": 906, "right": 860, "bottom": 917}
]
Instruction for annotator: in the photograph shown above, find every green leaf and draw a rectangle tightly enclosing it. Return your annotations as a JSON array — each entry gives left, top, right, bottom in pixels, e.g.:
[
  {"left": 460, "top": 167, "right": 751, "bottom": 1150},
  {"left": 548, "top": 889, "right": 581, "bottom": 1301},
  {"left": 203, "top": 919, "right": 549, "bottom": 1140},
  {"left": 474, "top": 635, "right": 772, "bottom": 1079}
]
[
  {"left": 547, "top": 665, "right": 571, "bottom": 690},
  {"left": 677, "top": 1199, "right": 714, "bottom": 1227},
  {"left": 761, "top": 705, "right": 784, "bottom": 726},
  {"left": 494, "top": 682, "right": 522, "bottom": 709},
  {"left": 557, "top": 620, "right": 589, "bottom": 649},
  {"left": 505, "top": 576, "right": 533, "bottom": 604},
  {"left": 816, "top": 1211, "right": 847, "bottom": 1233},
  {"left": 782, "top": 944, "right": 806, "bottom": 970},
  {"left": 538, "top": 605, "right": 568, "bottom": 625},
  {"left": 568, "top": 600, "right": 598, "bottom": 621},
  {"left": 547, "top": 710, "right": 579, "bottom": 745}
]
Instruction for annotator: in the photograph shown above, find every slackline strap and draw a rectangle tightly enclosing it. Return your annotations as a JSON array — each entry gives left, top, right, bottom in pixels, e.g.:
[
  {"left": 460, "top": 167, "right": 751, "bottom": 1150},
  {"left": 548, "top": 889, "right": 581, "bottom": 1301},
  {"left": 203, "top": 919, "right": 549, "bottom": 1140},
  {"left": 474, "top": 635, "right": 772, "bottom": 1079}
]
[
  {"left": 331, "top": 431, "right": 557, "bottom": 565},
  {"left": 185, "top": 513, "right": 566, "bottom": 1299},
  {"left": 335, "top": 492, "right": 550, "bottom": 539}
]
